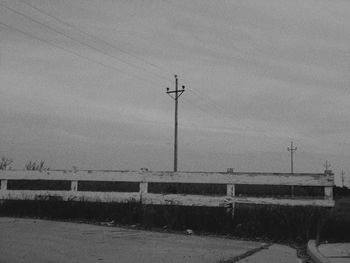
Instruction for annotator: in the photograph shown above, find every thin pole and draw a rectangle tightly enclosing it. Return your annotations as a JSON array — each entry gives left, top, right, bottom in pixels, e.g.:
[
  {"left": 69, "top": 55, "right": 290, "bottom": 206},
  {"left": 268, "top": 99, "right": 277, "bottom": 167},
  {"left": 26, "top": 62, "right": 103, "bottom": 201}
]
[
  {"left": 291, "top": 144, "right": 293, "bottom": 174},
  {"left": 174, "top": 75, "right": 178, "bottom": 172},
  {"left": 287, "top": 141, "right": 297, "bottom": 174},
  {"left": 287, "top": 141, "right": 297, "bottom": 198},
  {"left": 166, "top": 75, "right": 185, "bottom": 172}
]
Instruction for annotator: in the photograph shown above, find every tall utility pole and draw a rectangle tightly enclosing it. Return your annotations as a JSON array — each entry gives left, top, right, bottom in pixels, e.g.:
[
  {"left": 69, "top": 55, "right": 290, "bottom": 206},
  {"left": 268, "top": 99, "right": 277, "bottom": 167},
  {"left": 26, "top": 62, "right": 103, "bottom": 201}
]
[
  {"left": 287, "top": 141, "right": 297, "bottom": 174},
  {"left": 166, "top": 75, "right": 185, "bottom": 172}
]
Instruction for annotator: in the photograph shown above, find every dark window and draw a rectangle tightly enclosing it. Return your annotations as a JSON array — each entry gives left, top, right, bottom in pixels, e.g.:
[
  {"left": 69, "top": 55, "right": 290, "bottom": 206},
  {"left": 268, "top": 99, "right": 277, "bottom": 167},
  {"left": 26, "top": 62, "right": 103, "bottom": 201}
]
[
  {"left": 148, "top": 183, "right": 226, "bottom": 196},
  {"left": 7, "top": 180, "right": 70, "bottom": 191},
  {"left": 236, "top": 184, "right": 324, "bottom": 198},
  {"left": 293, "top": 186, "right": 324, "bottom": 198},
  {"left": 236, "top": 184, "right": 291, "bottom": 197},
  {"left": 78, "top": 181, "right": 139, "bottom": 192}
]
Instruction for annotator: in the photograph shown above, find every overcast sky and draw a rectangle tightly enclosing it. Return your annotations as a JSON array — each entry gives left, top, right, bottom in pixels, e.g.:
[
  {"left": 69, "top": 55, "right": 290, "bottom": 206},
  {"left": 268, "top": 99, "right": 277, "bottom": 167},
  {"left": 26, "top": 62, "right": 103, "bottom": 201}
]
[{"left": 1, "top": 0, "right": 350, "bottom": 184}]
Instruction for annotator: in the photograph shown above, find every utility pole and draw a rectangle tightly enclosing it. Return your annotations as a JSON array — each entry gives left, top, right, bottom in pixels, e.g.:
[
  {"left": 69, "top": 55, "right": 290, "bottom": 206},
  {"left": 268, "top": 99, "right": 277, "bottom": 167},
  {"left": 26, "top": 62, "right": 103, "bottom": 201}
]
[
  {"left": 341, "top": 170, "right": 345, "bottom": 187},
  {"left": 166, "top": 75, "right": 185, "bottom": 172},
  {"left": 324, "top": 160, "right": 331, "bottom": 171},
  {"left": 287, "top": 141, "right": 297, "bottom": 174}
]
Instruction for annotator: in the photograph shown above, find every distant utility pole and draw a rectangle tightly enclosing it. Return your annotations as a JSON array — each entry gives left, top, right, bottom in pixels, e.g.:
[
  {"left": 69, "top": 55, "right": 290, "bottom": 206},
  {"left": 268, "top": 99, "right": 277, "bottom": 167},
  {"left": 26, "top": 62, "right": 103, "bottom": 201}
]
[
  {"left": 287, "top": 141, "right": 297, "bottom": 174},
  {"left": 324, "top": 160, "right": 331, "bottom": 171},
  {"left": 166, "top": 75, "right": 185, "bottom": 172},
  {"left": 341, "top": 170, "right": 345, "bottom": 187}
]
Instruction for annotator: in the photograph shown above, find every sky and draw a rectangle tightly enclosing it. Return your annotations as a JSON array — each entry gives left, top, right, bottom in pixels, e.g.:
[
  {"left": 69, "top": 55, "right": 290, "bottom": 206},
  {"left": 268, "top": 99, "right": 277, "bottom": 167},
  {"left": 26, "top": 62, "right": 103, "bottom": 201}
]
[{"left": 0, "top": 0, "right": 350, "bottom": 185}]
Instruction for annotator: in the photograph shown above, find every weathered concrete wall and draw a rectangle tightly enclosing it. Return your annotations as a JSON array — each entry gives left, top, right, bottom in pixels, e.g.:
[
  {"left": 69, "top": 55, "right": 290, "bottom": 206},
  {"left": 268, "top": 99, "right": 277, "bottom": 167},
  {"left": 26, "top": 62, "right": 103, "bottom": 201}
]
[{"left": 0, "top": 170, "right": 335, "bottom": 207}]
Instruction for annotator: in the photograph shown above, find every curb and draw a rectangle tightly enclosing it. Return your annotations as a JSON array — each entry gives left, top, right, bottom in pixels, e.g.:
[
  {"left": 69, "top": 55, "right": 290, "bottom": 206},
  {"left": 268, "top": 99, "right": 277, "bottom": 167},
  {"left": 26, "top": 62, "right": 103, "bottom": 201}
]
[{"left": 307, "top": 240, "right": 330, "bottom": 263}]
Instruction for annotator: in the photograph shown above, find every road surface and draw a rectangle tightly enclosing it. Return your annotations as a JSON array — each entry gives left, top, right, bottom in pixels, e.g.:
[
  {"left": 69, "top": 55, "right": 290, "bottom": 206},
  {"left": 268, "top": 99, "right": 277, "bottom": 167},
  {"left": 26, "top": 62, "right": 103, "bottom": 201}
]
[
  {"left": 0, "top": 217, "right": 265, "bottom": 263},
  {"left": 0, "top": 217, "right": 297, "bottom": 263}
]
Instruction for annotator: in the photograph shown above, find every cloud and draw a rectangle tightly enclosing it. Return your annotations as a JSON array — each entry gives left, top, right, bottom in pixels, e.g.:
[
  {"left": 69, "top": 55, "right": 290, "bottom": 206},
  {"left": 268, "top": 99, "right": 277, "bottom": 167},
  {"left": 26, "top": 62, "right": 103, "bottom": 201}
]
[{"left": 1, "top": 0, "right": 350, "bottom": 171}]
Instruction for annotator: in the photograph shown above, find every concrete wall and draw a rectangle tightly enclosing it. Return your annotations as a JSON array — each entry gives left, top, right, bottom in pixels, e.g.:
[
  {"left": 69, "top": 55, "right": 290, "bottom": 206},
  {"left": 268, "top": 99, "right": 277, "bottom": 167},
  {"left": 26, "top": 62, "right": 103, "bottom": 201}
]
[{"left": 0, "top": 170, "right": 335, "bottom": 207}]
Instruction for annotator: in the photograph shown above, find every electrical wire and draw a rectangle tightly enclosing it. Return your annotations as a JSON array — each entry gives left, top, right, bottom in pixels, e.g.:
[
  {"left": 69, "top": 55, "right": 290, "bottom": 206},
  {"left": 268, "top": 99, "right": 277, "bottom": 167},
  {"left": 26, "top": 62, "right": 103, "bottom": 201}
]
[
  {"left": 0, "top": 2, "right": 171, "bottom": 86},
  {"left": 0, "top": 22, "right": 163, "bottom": 86},
  {"left": 2, "top": 1, "right": 239, "bottom": 124},
  {"left": 1, "top": 22, "right": 242, "bottom": 141},
  {"left": 17, "top": 0, "right": 234, "bottom": 115},
  {"left": 19, "top": 0, "right": 172, "bottom": 80}
]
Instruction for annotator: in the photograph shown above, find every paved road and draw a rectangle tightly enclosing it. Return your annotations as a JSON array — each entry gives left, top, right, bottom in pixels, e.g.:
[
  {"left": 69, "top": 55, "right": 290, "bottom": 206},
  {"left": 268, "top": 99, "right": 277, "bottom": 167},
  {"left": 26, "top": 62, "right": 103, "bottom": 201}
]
[
  {"left": 318, "top": 243, "right": 350, "bottom": 263},
  {"left": 238, "top": 244, "right": 298, "bottom": 263},
  {"left": 0, "top": 217, "right": 267, "bottom": 263}
]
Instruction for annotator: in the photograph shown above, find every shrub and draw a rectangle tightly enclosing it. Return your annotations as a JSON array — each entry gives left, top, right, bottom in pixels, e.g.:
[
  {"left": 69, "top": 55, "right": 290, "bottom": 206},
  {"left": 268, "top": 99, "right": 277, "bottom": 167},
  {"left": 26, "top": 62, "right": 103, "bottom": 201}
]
[
  {"left": 25, "top": 160, "right": 49, "bottom": 171},
  {"left": 0, "top": 156, "right": 13, "bottom": 170}
]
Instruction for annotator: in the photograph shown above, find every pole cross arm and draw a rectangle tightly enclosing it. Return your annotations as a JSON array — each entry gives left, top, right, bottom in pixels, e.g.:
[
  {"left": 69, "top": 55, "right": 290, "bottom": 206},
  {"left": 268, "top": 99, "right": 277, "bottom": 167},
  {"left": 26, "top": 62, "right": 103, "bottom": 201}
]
[{"left": 166, "top": 86, "right": 185, "bottom": 99}]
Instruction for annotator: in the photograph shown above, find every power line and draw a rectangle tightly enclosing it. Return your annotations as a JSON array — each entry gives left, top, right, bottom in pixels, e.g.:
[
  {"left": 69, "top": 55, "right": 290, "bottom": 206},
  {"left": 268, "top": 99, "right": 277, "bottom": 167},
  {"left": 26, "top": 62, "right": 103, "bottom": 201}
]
[
  {"left": 182, "top": 97, "right": 214, "bottom": 116},
  {"left": 191, "top": 93, "right": 230, "bottom": 119},
  {"left": 190, "top": 88, "right": 229, "bottom": 114},
  {"left": 3, "top": 1, "right": 246, "bottom": 128},
  {"left": 0, "top": 22, "right": 162, "bottom": 85},
  {"left": 1, "top": 21, "right": 241, "bottom": 135},
  {"left": 187, "top": 91, "right": 243, "bottom": 127},
  {"left": 3, "top": 2, "right": 237, "bottom": 117},
  {"left": 2, "top": 18, "right": 248, "bottom": 146},
  {"left": 19, "top": 0, "right": 172, "bottom": 80},
  {"left": 0, "top": 2, "right": 170, "bottom": 85},
  {"left": 18, "top": 0, "right": 240, "bottom": 114},
  {"left": 179, "top": 77, "right": 237, "bottom": 118},
  {"left": 182, "top": 92, "right": 237, "bottom": 128},
  {"left": 1, "top": 10, "right": 233, "bottom": 126}
]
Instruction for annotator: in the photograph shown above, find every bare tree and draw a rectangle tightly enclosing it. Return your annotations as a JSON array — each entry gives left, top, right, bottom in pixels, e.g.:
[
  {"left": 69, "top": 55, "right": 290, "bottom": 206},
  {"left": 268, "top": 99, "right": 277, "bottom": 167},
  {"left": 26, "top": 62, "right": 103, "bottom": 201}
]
[{"left": 0, "top": 156, "right": 13, "bottom": 170}]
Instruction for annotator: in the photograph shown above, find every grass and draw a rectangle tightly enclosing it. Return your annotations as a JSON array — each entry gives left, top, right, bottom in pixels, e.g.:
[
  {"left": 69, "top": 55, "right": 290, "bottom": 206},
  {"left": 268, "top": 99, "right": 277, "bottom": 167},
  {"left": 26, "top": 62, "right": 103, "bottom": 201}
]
[{"left": 0, "top": 200, "right": 332, "bottom": 242}]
